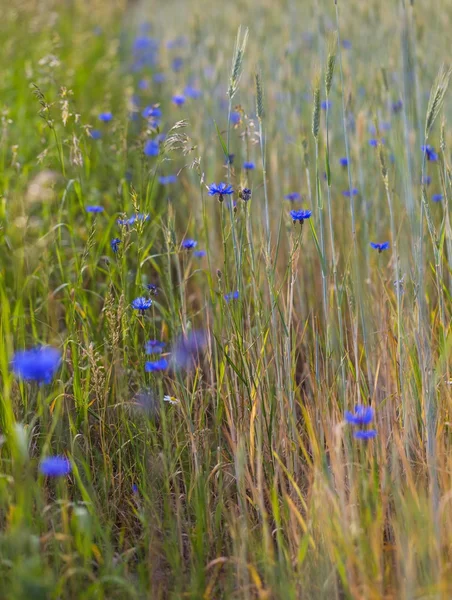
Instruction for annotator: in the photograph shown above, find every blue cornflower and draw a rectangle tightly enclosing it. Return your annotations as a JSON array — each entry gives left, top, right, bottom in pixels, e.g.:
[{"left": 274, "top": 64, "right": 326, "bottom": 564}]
[
  {"left": 118, "top": 213, "right": 149, "bottom": 226},
  {"left": 144, "top": 139, "right": 160, "bottom": 156},
  {"left": 432, "top": 194, "right": 443, "bottom": 202},
  {"left": 392, "top": 99, "right": 403, "bottom": 113},
  {"left": 184, "top": 85, "right": 202, "bottom": 99},
  {"left": 98, "top": 111, "right": 112, "bottom": 123},
  {"left": 142, "top": 106, "right": 162, "bottom": 120},
  {"left": 342, "top": 39, "right": 352, "bottom": 49},
  {"left": 208, "top": 182, "right": 234, "bottom": 201},
  {"left": 239, "top": 188, "right": 252, "bottom": 202},
  {"left": 225, "top": 154, "right": 235, "bottom": 165},
  {"left": 369, "top": 138, "right": 384, "bottom": 147},
  {"left": 422, "top": 145, "right": 438, "bottom": 161},
  {"left": 171, "top": 330, "right": 207, "bottom": 371},
  {"left": 145, "top": 358, "right": 168, "bottom": 372},
  {"left": 171, "top": 57, "right": 184, "bottom": 72},
  {"left": 172, "top": 94, "right": 186, "bottom": 107},
  {"left": 182, "top": 239, "right": 197, "bottom": 250},
  {"left": 345, "top": 405, "right": 374, "bottom": 426},
  {"left": 39, "top": 456, "right": 72, "bottom": 477},
  {"left": 138, "top": 78, "right": 149, "bottom": 90},
  {"left": 243, "top": 161, "right": 255, "bottom": 170},
  {"left": 132, "top": 483, "right": 139, "bottom": 494},
  {"left": 422, "top": 175, "right": 431, "bottom": 186},
  {"left": 342, "top": 188, "right": 358, "bottom": 197},
  {"left": 290, "top": 209, "right": 312, "bottom": 224},
  {"left": 230, "top": 111, "right": 241, "bottom": 125},
  {"left": 132, "top": 297, "right": 152, "bottom": 313},
  {"left": 86, "top": 205, "right": 104, "bottom": 213},
  {"left": 153, "top": 72, "right": 166, "bottom": 83},
  {"left": 339, "top": 157, "right": 348, "bottom": 167},
  {"left": 353, "top": 430, "right": 377, "bottom": 440},
  {"left": 194, "top": 249, "right": 206, "bottom": 258},
  {"left": 111, "top": 238, "right": 121, "bottom": 253},
  {"left": 159, "top": 175, "right": 177, "bottom": 185},
  {"left": 90, "top": 129, "right": 102, "bottom": 140},
  {"left": 370, "top": 241, "right": 390, "bottom": 253},
  {"left": 145, "top": 340, "right": 166, "bottom": 354},
  {"left": 321, "top": 100, "right": 331, "bottom": 110},
  {"left": 224, "top": 290, "right": 239, "bottom": 302},
  {"left": 145, "top": 283, "right": 158, "bottom": 295},
  {"left": 12, "top": 347, "right": 61, "bottom": 383},
  {"left": 285, "top": 192, "right": 301, "bottom": 202}
]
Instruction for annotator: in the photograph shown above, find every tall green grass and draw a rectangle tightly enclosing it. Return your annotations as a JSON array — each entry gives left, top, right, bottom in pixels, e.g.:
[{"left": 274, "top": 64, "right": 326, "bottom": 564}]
[{"left": 0, "top": 0, "right": 451, "bottom": 597}]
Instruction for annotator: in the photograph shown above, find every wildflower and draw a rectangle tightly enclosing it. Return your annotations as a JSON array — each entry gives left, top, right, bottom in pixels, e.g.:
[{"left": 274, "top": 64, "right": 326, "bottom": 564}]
[
  {"left": 369, "top": 138, "right": 384, "bottom": 147},
  {"left": 184, "top": 85, "right": 202, "bottom": 99},
  {"left": 132, "top": 297, "right": 152, "bottom": 313},
  {"left": 132, "top": 484, "right": 139, "bottom": 494},
  {"left": 224, "top": 290, "right": 239, "bottom": 302},
  {"left": 90, "top": 129, "right": 102, "bottom": 140},
  {"left": 208, "top": 182, "right": 234, "bottom": 202},
  {"left": 421, "top": 175, "right": 431, "bottom": 186},
  {"left": 145, "top": 358, "right": 168, "bottom": 372},
  {"left": 171, "top": 57, "right": 184, "bottom": 72},
  {"left": 432, "top": 193, "right": 443, "bottom": 202},
  {"left": 285, "top": 192, "right": 301, "bottom": 202},
  {"left": 144, "top": 139, "right": 160, "bottom": 156},
  {"left": 290, "top": 209, "right": 312, "bottom": 224},
  {"left": 153, "top": 73, "right": 166, "bottom": 83},
  {"left": 12, "top": 347, "right": 62, "bottom": 383},
  {"left": 158, "top": 175, "right": 177, "bottom": 185},
  {"left": 194, "top": 249, "right": 206, "bottom": 258},
  {"left": 321, "top": 100, "right": 331, "bottom": 110},
  {"left": 370, "top": 241, "right": 390, "bottom": 253},
  {"left": 353, "top": 429, "right": 377, "bottom": 440},
  {"left": 146, "top": 283, "right": 158, "bottom": 295},
  {"left": 342, "top": 39, "right": 352, "bottom": 49},
  {"left": 172, "top": 94, "right": 186, "bottom": 107},
  {"left": 163, "top": 395, "right": 179, "bottom": 405},
  {"left": 342, "top": 188, "right": 358, "bottom": 197},
  {"left": 339, "top": 157, "right": 348, "bottom": 167},
  {"left": 118, "top": 213, "right": 149, "bottom": 226},
  {"left": 39, "top": 456, "right": 72, "bottom": 477},
  {"left": 142, "top": 106, "right": 162, "bottom": 120},
  {"left": 243, "top": 161, "right": 255, "bottom": 170},
  {"left": 138, "top": 78, "right": 149, "bottom": 90},
  {"left": 345, "top": 405, "right": 373, "bottom": 425},
  {"left": 392, "top": 99, "right": 403, "bottom": 113},
  {"left": 110, "top": 238, "right": 121, "bottom": 253},
  {"left": 182, "top": 239, "right": 197, "bottom": 250},
  {"left": 225, "top": 153, "right": 234, "bottom": 165},
  {"left": 145, "top": 340, "right": 166, "bottom": 354},
  {"left": 86, "top": 205, "right": 104, "bottom": 213},
  {"left": 421, "top": 145, "right": 438, "bottom": 161},
  {"left": 239, "top": 188, "right": 252, "bottom": 202},
  {"left": 171, "top": 330, "right": 208, "bottom": 371},
  {"left": 230, "top": 111, "right": 241, "bottom": 125},
  {"left": 98, "top": 111, "right": 112, "bottom": 123}
]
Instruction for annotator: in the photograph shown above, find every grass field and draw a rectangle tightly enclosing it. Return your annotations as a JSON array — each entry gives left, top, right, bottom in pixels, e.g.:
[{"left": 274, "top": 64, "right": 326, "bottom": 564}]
[{"left": 0, "top": 0, "right": 451, "bottom": 597}]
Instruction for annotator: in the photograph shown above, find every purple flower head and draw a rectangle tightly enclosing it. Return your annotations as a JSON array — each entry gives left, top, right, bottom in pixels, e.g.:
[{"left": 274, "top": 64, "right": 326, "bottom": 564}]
[
  {"left": 208, "top": 183, "right": 234, "bottom": 201},
  {"left": 243, "top": 161, "right": 255, "bottom": 170},
  {"left": 370, "top": 241, "right": 390, "bottom": 253},
  {"left": 138, "top": 78, "right": 149, "bottom": 90},
  {"left": 392, "top": 99, "right": 403, "bottom": 114},
  {"left": 342, "top": 188, "right": 359, "bottom": 197},
  {"left": 184, "top": 85, "right": 202, "bottom": 99},
  {"left": 153, "top": 72, "right": 166, "bottom": 83},
  {"left": 172, "top": 94, "right": 186, "bottom": 107},
  {"left": 422, "top": 145, "right": 438, "bottom": 162},
  {"left": 224, "top": 290, "right": 239, "bottom": 302},
  {"left": 321, "top": 100, "right": 331, "bottom": 110},
  {"left": 132, "top": 297, "right": 152, "bottom": 313},
  {"left": 142, "top": 105, "right": 162, "bottom": 120},
  {"left": 171, "top": 330, "right": 208, "bottom": 371},
  {"left": 145, "top": 340, "right": 166, "bottom": 354},
  {"left": 230, "top": 111, "right": 241, "bottom": 125},
  {"left": 290, "top": 209, "right": 312, "bottom": 224},
  {"left": 432, "top": 193, "right": 443, "bottom": 202},
  {"left": 421, "top": 175, "right": 432, "bottom": 186},
  {"left": 118, "top": 213, "right": 149, "bottom": 227},
  {"left": 182, "top": 239, "right": 197, "bottom": 250},
  {"left": 144, "top": 139, "right": 160, "bottom": 156},
  {"left": 339, "top": 157, "right": 349, "bottom": 167},
  {"left": 285, "top": 192, "right": 301, "bottom": 202},
  {"left": 159, "top": 175, "right": 177, "bottom": 185},
  {"left": 239, "top": 188, "right": 252, "bottom": 202},
  {"left": 171, "top": 57, "right": 184, "bottom": 72},
  {"left": 194, "top": 249, "right": 206, "bottom": 258},
  {"left": 110, "top": 238, "right": 121, "bottom": 253},
  {"left": 145, "top": 283, "right": 158, "bottom": 295},
  {"left": 353, "top": 429, "right": 377, "bottom": 440},
  {"left": 145, "top": 358, "right": 168, "bottom": 372},
  {"left": 345, "top": 405, "right": 374, "bottom": 426},
  {"left": 90, "top": 129, "right": 102, "bottom": 140},
  {"left": 342, "top": 39, "right": 352, "bottom": 49},
  {"left": 12, "top": 347, "right": 62, "bottom": 383},
  {"left": 86, "top": 205, "right": 104, "bottom": 213},
  {"left": 39, "top": 456, "right": 71, "bottom": 477},
  {"left": 98, "top": 111, "right": 112, "bottom": 123}
]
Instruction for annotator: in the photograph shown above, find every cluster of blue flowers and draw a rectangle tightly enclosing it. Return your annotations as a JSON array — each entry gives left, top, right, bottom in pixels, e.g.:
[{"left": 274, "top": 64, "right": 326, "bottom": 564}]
[{"left": 345, "top": 406, "right": 377, "bottom": 440}]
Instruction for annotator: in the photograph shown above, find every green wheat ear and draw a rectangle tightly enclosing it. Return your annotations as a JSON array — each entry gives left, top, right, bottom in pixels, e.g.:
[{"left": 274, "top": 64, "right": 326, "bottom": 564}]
[
  {"left": 425, "top": 63, "right": 452, "bottom": 137},
  {"left": 228, "top": 26, "right": 249, "bottom": 100},
  {"left": 312, "top": 77, "right": 321, "bottom": 139},
  {"left": 255, "top": 71, "right": 264, "bottom": 120}
]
